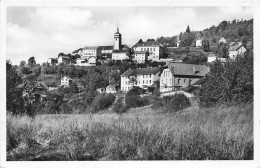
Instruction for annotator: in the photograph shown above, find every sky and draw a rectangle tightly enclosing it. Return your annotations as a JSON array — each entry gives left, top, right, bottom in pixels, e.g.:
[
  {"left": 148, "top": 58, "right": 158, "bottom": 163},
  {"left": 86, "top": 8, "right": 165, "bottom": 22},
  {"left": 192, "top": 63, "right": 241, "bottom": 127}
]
[{"left": 6, "top": 6, "right": 253, "bottom": 65}]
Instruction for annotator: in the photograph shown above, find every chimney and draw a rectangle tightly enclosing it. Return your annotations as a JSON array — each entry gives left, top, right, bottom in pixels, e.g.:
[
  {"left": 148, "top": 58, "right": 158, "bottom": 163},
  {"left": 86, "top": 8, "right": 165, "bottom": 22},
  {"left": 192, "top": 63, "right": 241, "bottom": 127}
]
[{"left": 193, "top": 67, "right": 196, "bottom": 74}]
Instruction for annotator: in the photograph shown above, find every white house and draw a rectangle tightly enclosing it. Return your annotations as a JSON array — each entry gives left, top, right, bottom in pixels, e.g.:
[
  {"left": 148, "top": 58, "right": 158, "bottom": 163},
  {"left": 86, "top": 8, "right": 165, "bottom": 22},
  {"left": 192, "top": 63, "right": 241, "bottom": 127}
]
[
  {"left": 58, "top": 56, "right": 70, "bottom": 64},
  {"left": 132, "top": 40, "right": 163, "bottom": 62},
  {"left": 132, "top": 51, "right": 149, "bottom": 63},
  {"left": 160, "top": 63, "right": 209, "bottom": 93},
  {"left": 60, "top": 76, "right": 73, "bottom": 87},
  {"left": 219, "top": 37, "right": 227, "bottom": 43},
  {"left": 112, "top": 50, "right": 130, "bottom": 61},
  {"left": 106, "top": 85, "right": 117, "bottom": 93},
  {"left": 196, "top": 38, "right": 203, "bottom": 47},
  {"left": 120, "top": 67, "right": 162, "bottom": 92},
  {"left": 177, "top": 36, "right": 180, "bottom": 47},
  {"left": 228, "top": 44, "right": 246, "bottom": 59},
  {"left": 82, "top": 46, "right": 101, "bottom": 59}
]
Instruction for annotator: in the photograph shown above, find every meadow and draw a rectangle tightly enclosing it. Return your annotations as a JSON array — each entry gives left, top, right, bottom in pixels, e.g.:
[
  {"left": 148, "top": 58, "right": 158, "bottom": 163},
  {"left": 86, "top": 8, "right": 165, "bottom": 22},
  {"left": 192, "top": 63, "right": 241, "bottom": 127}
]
[{"left": 6, "top": 103, "right": 253, "bottom": 160}]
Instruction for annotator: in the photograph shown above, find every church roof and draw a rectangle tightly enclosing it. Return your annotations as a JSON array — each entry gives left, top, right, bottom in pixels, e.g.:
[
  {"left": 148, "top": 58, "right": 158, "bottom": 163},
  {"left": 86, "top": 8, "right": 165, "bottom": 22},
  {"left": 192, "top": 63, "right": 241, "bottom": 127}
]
[
  {"left": 100, "top": 45, "right": 114, "bottom": 50},
  {"left": 120, "top": 67, "right": 162, "bottom": 77},
  {"left": 132, "top": 40, "right": 163, "bottom": 48}
]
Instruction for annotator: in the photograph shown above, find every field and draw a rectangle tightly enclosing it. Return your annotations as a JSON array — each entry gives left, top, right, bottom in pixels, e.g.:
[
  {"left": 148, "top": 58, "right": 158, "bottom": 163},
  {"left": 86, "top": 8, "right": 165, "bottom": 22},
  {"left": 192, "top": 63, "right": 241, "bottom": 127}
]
[{"left": 6, "top": 104, "right": 253, "bottom": 160}]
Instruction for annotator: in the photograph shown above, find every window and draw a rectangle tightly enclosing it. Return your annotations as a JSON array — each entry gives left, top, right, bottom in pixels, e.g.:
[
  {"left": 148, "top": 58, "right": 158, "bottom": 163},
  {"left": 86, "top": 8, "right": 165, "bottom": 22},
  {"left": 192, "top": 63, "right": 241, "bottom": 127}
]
[
  {"left": 150, "top": 80, "right": 151, "bottom": 83},
  {"left": 178, "top": 79, "right": 181, "bottom": 84},
  {"left": 143, "top": 80, "right": 144, "bottom": 84},
  {"left": 146, "top": 80, "right": 148, "bottom": 84},
  {"left": 184, "top": 79, "right": 186, "bottom": 83},
  {"left": 141, "top": 48, "right": 143, "bottom": 51},
  {"left": 154, "top": 48, "right": 155, "bottom": 51},
  {"left": 143, "top": 75, "right": 145, "bottom": 78},
  {"left": 150, "top": 74, "right": 151, "bottom": 78}
]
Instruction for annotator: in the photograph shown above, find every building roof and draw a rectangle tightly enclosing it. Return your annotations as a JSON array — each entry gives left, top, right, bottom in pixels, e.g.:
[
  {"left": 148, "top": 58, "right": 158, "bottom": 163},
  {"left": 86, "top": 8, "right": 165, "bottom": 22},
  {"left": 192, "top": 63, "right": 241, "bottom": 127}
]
[
  {"left": 59, "top": 56, "right": 70, "bottom": 59},
  {"left": 208, "top": 52, "right": 216, "bottom": 57},
  {"left": 36, "top": 81, "right": 48, "bottom": 90},
  {"left": 228, "top": 44, "right": 244, "bottom": 51},
  {"left": 72, "top": 48, "right": 82, "bottom": 53},
  {"left": 133, "top": 51, "right": 148, "bottom": 54},
  {"left": 192, "top": 77, "right": 207, "bottom": 86},
  {"left": 83, "top": 46, "right": 100, "bottom": 50},
  {"left": 167, "top": 63, "right": 209, "bottom": 77},
  {"left": 100, "top": 45, "right": 114, "bottom": 50},
  {"left": 61, "top": 76, "right": 73, "bottom": 80},
  {"left": 132, "top": 40, "right": 163, "bottom": 48},
  {"left": 112, "top": 50, "right": 128, "bottom": 53},
  {"left": 120, "top": 67, "right": 161, "bottom": 77}
]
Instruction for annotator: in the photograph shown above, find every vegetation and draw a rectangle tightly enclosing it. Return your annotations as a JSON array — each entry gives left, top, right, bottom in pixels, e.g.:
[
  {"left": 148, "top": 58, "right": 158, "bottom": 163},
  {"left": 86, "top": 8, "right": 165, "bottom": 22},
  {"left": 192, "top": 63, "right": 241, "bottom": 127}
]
[
  {"left": 125, "top": 87, "right": 149, "bottom": 108},
  {"left": 7, "top": 104, "right": 253, "bottom": 160},
  {"left": 152, "top": 93, "right": 191, "bottom": 112},
  {"left": 112, "top": 97, "right": 127, "bottom": 114},
  {"left": 90, "top": 93, "right": 116, "bottom": 113},
  {"left": 199, "top": 51, "right": 253, "bottom": 107}
]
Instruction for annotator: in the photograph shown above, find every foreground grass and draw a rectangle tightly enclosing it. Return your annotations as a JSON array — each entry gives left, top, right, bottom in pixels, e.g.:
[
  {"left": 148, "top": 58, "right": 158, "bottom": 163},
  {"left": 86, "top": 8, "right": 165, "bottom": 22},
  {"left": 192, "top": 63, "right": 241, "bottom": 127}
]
[{"left": 6, "top": 104, "right": 253, "bottom": 160}]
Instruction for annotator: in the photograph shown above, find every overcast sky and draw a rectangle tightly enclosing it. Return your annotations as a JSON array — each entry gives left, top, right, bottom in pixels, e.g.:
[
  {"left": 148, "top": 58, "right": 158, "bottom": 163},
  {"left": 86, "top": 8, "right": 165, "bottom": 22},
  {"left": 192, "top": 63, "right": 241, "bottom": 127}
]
[{"left": 6, "top": 6, "right": 252, "bottom": 65}]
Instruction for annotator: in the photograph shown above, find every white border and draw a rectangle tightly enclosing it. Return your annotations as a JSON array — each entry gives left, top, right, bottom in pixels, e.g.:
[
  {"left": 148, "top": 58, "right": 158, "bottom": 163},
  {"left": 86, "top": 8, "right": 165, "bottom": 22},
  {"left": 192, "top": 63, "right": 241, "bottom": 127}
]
[{"left": 1, "top": 0, "right": 259, "bottom": 168}]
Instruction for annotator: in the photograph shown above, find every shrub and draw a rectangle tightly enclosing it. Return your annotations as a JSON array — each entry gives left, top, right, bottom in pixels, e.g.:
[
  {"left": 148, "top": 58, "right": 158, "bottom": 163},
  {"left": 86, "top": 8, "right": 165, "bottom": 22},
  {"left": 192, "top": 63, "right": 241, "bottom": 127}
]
[
  {"left": 91, "top": 93, "right": 115, "bottom": 113},
  {"left": 125, "top": 95, "right": 143, "bottom": 108},
  {"left": 113, "top": 97, "right": 127, "bottom": 114},
  {"left": 152, "top": 93, "right": 191, "bottom": 112}
]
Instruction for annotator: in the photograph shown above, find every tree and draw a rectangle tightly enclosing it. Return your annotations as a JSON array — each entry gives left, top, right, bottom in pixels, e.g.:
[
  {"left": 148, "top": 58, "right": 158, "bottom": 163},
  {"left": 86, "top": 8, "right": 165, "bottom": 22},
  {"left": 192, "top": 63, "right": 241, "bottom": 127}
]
[
  {"left": 69, "top": 82, "right": 79, "bottom": 93},
  {"left": 138, "top": 39, "right": 143, "bottom": 43},
  {"left": 202, "top": 39, "right": 210, "bottom": 52},
  {"left": 186, "top": 25, "right": 191, "bottom": 33},
  {"left": 28, "top": 57, "right": 36, "bottom": 68},
  {"left": 6, "top": 60, "right": 24, "bottom": 114}
]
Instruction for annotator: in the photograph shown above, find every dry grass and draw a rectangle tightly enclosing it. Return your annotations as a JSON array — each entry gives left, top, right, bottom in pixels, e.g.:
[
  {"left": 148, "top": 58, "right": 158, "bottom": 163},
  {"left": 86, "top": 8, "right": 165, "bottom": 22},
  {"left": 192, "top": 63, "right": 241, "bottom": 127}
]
[{"left": 6, "top": 103, "right": 253, "bottom": 160}]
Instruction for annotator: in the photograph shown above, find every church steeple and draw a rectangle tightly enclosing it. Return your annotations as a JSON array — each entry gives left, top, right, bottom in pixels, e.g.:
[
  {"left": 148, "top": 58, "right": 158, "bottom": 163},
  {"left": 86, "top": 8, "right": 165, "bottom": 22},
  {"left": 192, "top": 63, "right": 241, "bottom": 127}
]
[{"left": 114, "top": 26, "right": 122, "bottom": 50}]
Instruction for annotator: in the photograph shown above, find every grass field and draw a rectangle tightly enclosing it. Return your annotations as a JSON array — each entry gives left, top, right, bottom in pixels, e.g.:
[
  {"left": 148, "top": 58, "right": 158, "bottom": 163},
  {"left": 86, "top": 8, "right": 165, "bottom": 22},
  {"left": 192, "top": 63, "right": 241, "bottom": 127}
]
[{"left": 6, "top": 104, "right": 253, "bottom": 160}]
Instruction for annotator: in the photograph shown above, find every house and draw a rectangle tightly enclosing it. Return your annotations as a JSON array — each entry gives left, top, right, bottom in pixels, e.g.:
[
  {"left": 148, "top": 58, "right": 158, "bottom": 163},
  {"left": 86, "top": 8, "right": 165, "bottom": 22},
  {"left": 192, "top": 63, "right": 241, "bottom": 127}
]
[
  {"left": 120, "top": 67, "right": 162, "bottom": 92},
  {"left": 82, "top": 46, "right": 101, "bottom": 59},
  {"left": 97, "top": 88, "right": 106, "bottom": 94},
  {"left": 112, "top": 50, "right": 130, "bottom": 61},
  {"left": 207, "top": 53, "right": 227, "bottom": 63},
  {"left": 160, "top": 63, "right": 209, "bottom": 93},
  {"left": 106, "top": 85, "right": 117, "bottom": 93},
  {"left": 47, "top": 58, "right": 58, "bottom": 65},
  {"left": 132, "top": 51, "right": 149, "bottom": 63},
  {"left": 228, "top": 44, "right": 246, "bottom": 59},
  {"left": 60, "top": 76, "right": 73, "bottom": 87},
  {"left": 58, "top": 56, "right": 70, "bottom": 64},
  {"left": 196, "top": 38, "right": 203, "bottom": 47},
  {"left": 100, "top": 45, "right": 114, "bottom": 58},
  {"left": 219, "top": 37, "right": 227, "bottom": 43},
  {"left": 132, "top": 40, "right": 163, "bottom": 62}
]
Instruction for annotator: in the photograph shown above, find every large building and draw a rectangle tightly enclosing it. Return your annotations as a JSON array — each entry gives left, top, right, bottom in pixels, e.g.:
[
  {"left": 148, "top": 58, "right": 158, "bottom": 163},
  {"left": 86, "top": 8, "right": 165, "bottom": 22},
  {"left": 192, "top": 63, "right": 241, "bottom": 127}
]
[
  {"left": 160, "top": 63, "right": 209, "bottom": 93},
  {"left": 120, "top": 67, "right": 162, "bottom": 92},
  {"left": 100, "top": 45, "right": 114, "bottom": 58},
  {"left": 132, "top": 40, "right": 163, "bottom": 62},
  {"left": 82, "top": 46, "right": 101, "bottom": 59},
  {"left": 196, "top": 38, "right": 203, "bottom": 47}
]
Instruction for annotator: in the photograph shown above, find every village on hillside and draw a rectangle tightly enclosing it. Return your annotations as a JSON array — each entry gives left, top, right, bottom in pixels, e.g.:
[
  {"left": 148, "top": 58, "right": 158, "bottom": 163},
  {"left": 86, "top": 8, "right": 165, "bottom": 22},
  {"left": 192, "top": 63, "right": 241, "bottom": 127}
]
[{"left": 15, "top": 21, "right": 253, "bottom": 108}]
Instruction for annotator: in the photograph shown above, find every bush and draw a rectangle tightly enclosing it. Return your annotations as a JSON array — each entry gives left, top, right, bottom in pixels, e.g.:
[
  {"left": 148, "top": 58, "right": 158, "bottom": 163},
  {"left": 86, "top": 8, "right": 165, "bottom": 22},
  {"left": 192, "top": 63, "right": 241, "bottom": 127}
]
[
  {"left": 113, "top": 97, "right": 127, "bottom": 114},
  {"left": 152, "top": 93, "right": 191, "bottom": 112},
  {"left": 91, "top": 93, "right": 115, "bottom": 113},
  {"left": 125, "top": 95, "right": 145, "bottom": 108}
]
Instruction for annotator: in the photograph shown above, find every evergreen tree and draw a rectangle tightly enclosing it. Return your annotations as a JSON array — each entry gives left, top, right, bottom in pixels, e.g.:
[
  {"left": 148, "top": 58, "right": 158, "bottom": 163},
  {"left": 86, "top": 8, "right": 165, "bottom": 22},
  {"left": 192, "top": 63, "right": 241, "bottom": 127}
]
[{"left": 186, "top": 25, "right": 191, "bottom": 33}]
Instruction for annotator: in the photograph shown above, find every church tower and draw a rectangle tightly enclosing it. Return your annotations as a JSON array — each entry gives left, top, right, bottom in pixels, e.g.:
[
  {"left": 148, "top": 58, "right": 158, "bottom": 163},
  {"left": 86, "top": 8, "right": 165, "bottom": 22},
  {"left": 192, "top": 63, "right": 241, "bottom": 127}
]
[{"left": 114, "top": 27, "right": 122, "bottom": 50}]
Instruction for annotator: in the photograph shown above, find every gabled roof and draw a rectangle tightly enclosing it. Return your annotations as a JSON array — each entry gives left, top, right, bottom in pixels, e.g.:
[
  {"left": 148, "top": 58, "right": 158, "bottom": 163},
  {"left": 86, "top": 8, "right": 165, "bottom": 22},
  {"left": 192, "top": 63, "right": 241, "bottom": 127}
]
[
  {"left": 132, "top": 40, "right": 163, "bottom": 48},
  {"left": 83, "top": 46, "right": 100, "bottom": 50},
  {"left": 112, "top": 50, "right": 128, "bottom": 53},
  {"left": 167, "top": 63, "right": 209, "bottom": 77},
  {"left": 120, "top": 67, "right": 161, "bottom": 77},
  {"left": 61, "top": 76, "right": 73, "bottom": 80},
  {"left": 100, "top": 45, "right": 114, "bottom": 50},
  {"left": 228, "top": 44, "right": 244, "bottom": 51},
  {"left": 133, "top": 51, "right": 148, "bottom": 54},
  {"left": 36, "top": 81, "right": 48, "bottom": 90},
  {"left": 208, "top": 52, "right": 216, "bottom": 57},
  {"left": 72, "top": 48, "right": 82, "bottom": 53}
]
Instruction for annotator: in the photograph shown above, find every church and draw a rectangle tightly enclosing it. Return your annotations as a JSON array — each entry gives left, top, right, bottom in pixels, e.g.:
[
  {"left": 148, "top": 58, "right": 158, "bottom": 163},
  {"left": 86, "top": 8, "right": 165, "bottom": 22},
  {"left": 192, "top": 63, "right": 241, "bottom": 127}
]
[{"left": 111, "top": 27, "right": 131, "bottom": 61}]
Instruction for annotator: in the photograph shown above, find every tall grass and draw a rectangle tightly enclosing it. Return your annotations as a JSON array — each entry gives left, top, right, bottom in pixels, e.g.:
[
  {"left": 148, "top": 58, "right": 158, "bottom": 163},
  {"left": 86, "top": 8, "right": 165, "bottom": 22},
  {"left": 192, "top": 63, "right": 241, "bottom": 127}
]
[{"left": 6, "top": 103, "right": 253, "bottom": 160}]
